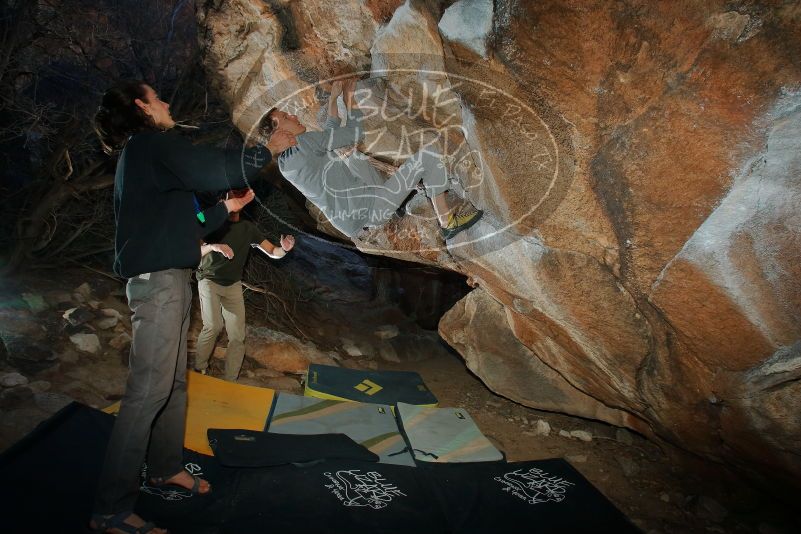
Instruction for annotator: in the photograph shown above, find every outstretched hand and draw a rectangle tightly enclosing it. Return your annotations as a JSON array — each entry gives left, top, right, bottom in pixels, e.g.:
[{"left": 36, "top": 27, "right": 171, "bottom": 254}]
[
  {"left": 280, "top": 234, "right": 295, "bottom": 252},
  {"left": 266, "top": 129, "right": 297, "bottom": 156},
  {"left": 211, "top": 244, "right": 234, "bottom": 259},
  {"left": 329, "top": 80, "right": 344, "bottom": 99},
  {"left": 223, "top": 189, "right": 255, "bottom": 213}
]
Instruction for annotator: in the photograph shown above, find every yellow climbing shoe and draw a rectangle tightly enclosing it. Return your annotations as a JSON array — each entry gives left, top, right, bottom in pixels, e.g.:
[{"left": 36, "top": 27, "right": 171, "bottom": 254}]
[{"left": 441, "top": 205, "right": 483, "bottom": 240}]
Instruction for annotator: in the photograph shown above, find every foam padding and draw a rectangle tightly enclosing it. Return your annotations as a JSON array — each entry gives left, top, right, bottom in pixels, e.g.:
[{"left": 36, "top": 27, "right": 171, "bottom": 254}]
[
  {"left": 423, "top": 459, "right": 637, "bottom": 533},
  {"left": 184, "top": 371, "right": 274, "bottom": 455},
  {"left": 205, "top": 459, "right": 447, "bottom": 534},
  {"left": 397, "top": 402, "right": 504, "bottom": 463},
  {"left": 268, "top": 392, "right": 415, "bottom": 466},
  {"left": 101, "top": 372, "right": 275, "bottom": 456},
  {"left": 1, "top": 403, "right": 635, "bottom": 534},
  {"left": 0, "top": 403, "right": 114, "bottom": 532},
  {"left": 207, "top": 429, "right": 379, "bottom": 467},
  {"left": 305, "top": 364, "right": 437, "bottom": 407}
]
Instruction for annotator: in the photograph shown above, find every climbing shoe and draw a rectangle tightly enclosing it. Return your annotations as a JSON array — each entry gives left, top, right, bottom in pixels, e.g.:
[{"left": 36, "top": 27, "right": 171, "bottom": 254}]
[
  {"left": 395, "top": 189, "right": 418, "bottom": 218},
  {"left": 441, "top": 205, "right": 483, "bottom": 240}
]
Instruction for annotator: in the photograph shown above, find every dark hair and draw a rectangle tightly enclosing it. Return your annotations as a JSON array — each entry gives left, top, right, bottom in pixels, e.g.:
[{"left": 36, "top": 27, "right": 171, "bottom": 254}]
[
  {"left": 257, "top": 107, "right": 279, "bottom": 138},
  {"left": 94, "top": 80, "right": 154, "bottom": 154}
]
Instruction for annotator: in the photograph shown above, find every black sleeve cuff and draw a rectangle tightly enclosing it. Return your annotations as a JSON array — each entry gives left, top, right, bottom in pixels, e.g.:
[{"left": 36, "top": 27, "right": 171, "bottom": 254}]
[{"left": 200, "top": 202, "right": 229, "bottom": 237}]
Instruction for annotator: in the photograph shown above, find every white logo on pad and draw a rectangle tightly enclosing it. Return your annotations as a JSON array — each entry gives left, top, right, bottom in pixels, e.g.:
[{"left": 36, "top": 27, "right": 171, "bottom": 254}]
[
  {"left": 323, "top": 469, "right": 406, "bottom": 509},
  {"left": 495, "top": 467, "right": 574, "bottom": 505}
]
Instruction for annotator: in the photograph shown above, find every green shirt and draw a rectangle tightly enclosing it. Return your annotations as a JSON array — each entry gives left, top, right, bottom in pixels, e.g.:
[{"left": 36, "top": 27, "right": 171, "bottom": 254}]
[{"left": 197, "top": 220, "right": 264, "bottom": 286}]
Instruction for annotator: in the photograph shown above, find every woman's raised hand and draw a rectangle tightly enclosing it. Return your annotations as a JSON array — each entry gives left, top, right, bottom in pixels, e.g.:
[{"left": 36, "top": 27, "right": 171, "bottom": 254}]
[
  {"left": 211, "top": 244, "right": 234, "bottom": 259},
  {"left": 223, "top": 189, "right": 255, "bottom": 213}
]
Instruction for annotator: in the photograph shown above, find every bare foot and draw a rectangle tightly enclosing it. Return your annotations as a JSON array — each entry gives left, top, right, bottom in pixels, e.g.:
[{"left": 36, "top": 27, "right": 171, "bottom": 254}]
[
  {"left": 90, "top": 512, "right": 168, "bottom": 534},
  {"left": 155, "top": 469, "right": 211, "bottom": 494}
]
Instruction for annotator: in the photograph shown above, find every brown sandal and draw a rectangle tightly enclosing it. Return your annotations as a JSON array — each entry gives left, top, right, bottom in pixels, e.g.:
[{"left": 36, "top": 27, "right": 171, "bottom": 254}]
[{"left": 148, "top": 472, "right": 211, "bottom": 495}]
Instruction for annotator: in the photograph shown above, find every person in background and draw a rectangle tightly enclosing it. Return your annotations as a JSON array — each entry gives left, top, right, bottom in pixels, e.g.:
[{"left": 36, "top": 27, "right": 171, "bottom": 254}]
[
  {"left": 91, "top": 80, "right": 295, "bottom": 534},
  {"left": 194, "top": 189, "right": 295, "bottom": 381}
]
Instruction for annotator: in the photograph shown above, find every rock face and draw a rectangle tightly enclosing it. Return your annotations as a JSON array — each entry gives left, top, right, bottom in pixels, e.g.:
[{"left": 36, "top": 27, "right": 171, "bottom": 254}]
[
  {"left": 197, "top": 1, "right": 801, "bottom": 488},
  {"left": 439, "top": 289, "right": 642, "bottom": 429}
]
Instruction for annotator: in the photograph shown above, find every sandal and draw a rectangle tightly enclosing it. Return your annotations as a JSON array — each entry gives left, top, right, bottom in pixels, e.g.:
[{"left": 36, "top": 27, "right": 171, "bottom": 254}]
[
  {"left": 90, "top": 511, "right": 165, "bottom": 534},
  {"left": 148, "top": 472, "right": 211, "bottom": 495}
]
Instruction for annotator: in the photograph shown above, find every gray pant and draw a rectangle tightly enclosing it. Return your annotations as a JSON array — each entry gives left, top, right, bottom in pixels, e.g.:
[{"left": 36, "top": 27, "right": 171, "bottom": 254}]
[
  {"left": 347, "top": 148, "right": 451, "bottom": 228},
  {"left": 194, "top": 279, "right": 246, "bottom": 381},
  {"left": 94, "top": 268, "right": 192, "bottom": 514}
]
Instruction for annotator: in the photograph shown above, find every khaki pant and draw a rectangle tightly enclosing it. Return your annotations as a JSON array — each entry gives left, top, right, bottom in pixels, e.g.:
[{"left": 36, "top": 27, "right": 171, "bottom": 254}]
[
  {"left": 345, "top": 148, "right": 452, "bottom": 231},
  {"left": 195, "top": 278, "right": 246, "bottom": 381},
  {"left": 94, "top": 268, "right": 191, "bottom": 514}
]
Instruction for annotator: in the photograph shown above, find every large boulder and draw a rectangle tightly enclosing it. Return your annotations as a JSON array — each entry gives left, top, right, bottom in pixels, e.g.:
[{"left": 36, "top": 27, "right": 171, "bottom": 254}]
[
  {"left": 197, "top": 0, "right": 801, "bottom": 488},
  {"left": 439, "top": 288, "right": 642, "bottom": 429}
]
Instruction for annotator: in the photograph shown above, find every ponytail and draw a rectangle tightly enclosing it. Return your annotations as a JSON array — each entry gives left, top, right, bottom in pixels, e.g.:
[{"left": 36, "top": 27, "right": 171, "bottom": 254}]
[{"left": 94, "top": 80, "right": 154, "bottom": 154}]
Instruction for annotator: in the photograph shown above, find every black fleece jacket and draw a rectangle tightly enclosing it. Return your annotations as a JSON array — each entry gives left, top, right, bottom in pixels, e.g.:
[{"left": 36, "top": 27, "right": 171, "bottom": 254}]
[{"left": 113, "top": 130, "right": 271, "bottom": 278}]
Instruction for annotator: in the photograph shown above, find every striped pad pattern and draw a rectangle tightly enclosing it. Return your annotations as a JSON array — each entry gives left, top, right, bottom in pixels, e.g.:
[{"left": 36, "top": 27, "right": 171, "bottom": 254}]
[
  {"left": 397, "top": 402, "right": 503, "bottom": 463},
  {"left": 266, "top": 393, "right": 415, "bottom": 466}
]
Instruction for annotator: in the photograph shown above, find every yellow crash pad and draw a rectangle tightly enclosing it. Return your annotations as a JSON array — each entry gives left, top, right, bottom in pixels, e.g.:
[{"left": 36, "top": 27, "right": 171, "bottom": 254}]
[{"left": 102, "top": 371, "right": 275, "bottom": 456}]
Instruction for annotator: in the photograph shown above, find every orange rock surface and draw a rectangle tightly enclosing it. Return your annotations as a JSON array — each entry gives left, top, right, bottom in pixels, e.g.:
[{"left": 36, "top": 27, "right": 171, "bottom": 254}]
[{"left": 198, "top": 0, "right": 801, "bottom": 488}]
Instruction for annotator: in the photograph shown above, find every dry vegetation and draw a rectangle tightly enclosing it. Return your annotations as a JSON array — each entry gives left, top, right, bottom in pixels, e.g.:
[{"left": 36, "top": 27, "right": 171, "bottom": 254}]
[{"left": 0, "top": 0, "right": 220, "bottom": 272}]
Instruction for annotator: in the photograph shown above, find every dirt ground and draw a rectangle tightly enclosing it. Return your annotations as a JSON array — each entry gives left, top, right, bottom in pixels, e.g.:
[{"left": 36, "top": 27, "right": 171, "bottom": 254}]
[{"left": 0, "top": 268, "right": 799, "bottom": 534}]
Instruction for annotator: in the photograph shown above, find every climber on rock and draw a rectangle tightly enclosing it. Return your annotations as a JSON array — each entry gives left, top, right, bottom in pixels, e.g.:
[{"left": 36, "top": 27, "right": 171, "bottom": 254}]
[{"left": 259, "top": 77, "right": 483, "bottom": 240}]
